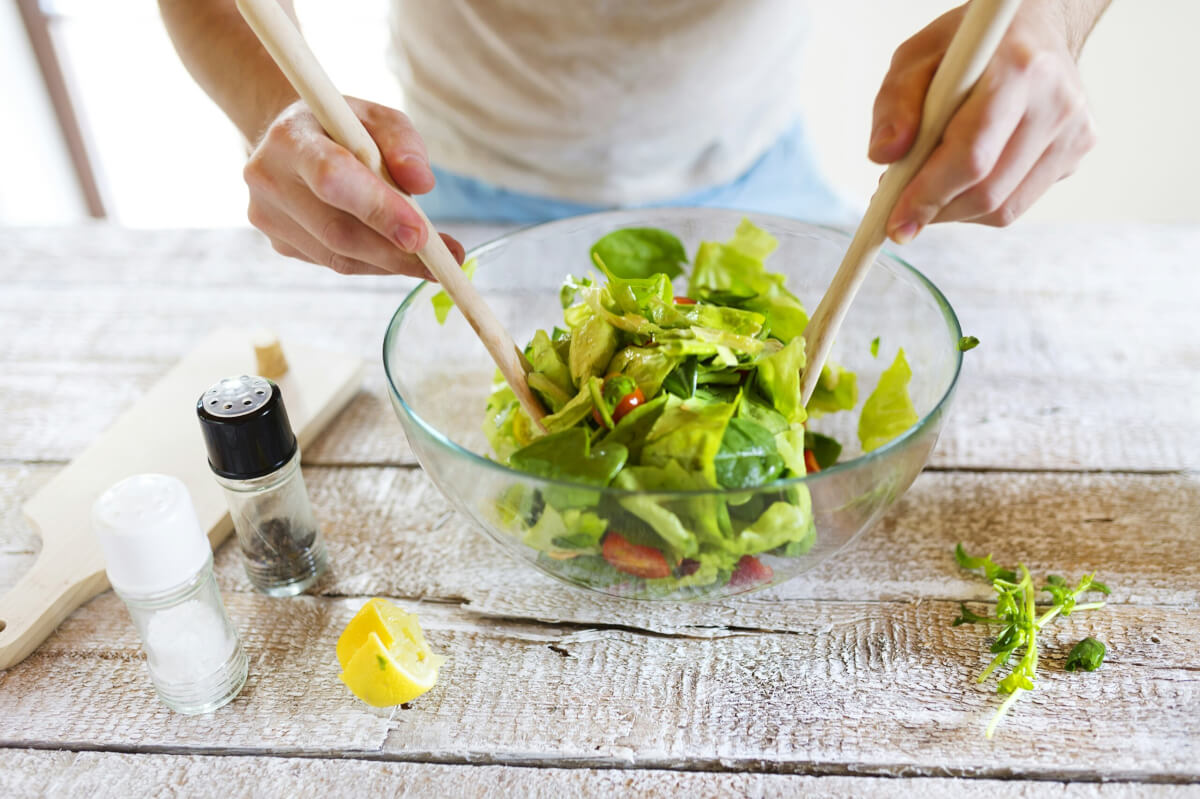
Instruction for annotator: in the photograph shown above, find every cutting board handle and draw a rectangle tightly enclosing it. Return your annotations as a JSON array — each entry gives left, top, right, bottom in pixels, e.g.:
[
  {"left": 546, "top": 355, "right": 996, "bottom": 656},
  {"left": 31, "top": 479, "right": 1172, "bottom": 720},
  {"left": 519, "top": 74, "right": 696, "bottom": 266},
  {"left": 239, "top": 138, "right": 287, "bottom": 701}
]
[{"left": 0, "top": 545, "right": 109, "bottom": 670}]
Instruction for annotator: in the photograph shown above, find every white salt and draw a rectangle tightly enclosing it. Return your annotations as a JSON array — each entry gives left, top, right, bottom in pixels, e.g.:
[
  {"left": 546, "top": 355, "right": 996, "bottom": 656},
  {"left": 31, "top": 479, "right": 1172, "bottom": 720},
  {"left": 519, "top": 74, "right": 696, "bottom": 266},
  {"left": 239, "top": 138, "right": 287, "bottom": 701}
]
[{"left": 145, "top": 599, "right": 236, "bottom": 684}]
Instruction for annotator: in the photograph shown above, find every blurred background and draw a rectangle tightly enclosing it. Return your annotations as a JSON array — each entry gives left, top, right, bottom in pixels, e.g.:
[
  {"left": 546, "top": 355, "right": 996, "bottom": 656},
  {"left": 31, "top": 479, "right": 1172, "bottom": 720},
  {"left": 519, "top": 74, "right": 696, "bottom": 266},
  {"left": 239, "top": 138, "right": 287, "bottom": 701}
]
[{"left": 3, "top": 0, "right": 1196, "bottom": 227}]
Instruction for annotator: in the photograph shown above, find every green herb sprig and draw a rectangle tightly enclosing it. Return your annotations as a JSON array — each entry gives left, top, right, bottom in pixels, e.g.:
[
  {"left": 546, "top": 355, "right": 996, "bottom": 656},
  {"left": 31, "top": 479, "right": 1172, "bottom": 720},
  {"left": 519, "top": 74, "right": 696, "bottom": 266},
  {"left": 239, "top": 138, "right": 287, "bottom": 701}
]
[{"left": 953, "top": 543, "right": 1110, "bottom": 738}]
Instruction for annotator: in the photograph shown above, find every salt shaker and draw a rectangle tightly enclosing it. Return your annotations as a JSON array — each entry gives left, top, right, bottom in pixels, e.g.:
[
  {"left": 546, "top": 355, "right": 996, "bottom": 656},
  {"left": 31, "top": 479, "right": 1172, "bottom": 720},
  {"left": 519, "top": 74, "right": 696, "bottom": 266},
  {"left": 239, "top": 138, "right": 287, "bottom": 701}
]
[
  {"left": 197, "top": 375, "right": 328, "bottom": 596},
  {"left": 92, "top": 474, "right": 248, "bottom": 714}
]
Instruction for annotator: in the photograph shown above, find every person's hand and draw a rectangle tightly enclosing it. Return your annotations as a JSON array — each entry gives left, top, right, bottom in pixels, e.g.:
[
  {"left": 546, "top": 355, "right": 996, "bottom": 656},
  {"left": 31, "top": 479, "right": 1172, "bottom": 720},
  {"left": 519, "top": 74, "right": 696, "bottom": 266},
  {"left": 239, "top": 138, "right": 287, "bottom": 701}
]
[
  {"left": 869, "top": 1, "right": 1098, "bottom": 243},
  {"left": 244, "top": 97, "right": 463, "bottom": 276}
]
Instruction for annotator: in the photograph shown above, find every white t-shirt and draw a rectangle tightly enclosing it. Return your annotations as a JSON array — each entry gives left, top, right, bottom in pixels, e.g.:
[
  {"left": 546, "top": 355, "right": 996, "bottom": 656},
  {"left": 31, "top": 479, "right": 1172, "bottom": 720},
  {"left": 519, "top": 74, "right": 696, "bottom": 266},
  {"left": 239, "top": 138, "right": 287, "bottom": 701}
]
[{"left": 388, "top": 0, "right": 807, "bottom": 206}]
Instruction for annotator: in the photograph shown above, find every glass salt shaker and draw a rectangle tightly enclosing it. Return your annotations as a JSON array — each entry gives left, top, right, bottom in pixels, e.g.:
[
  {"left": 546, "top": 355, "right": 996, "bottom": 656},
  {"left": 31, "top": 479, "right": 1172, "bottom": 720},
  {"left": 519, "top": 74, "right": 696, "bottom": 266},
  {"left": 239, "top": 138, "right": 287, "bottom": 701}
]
[
  {"left": 197, "top": 375, "right": 328, "bottom": 596},
  {"left": 92, "top": 474, "right": 248, "bottom": 714}
]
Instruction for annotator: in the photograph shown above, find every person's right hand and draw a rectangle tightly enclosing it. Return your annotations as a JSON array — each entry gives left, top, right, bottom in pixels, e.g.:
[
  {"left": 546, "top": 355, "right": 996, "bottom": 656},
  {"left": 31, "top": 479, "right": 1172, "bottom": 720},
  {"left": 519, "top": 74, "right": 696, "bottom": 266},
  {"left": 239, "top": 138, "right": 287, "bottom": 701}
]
[{"left": 244, "top": 96, "right": 464, "bottom": 277}]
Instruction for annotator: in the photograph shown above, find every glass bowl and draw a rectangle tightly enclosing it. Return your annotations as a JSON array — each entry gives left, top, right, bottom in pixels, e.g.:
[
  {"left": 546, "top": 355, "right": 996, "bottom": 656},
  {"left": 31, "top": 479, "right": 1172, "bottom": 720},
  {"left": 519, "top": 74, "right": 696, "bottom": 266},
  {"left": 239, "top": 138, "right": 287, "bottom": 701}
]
[{"left": 384, "top": 208, "right": 961, "bottom": 601}]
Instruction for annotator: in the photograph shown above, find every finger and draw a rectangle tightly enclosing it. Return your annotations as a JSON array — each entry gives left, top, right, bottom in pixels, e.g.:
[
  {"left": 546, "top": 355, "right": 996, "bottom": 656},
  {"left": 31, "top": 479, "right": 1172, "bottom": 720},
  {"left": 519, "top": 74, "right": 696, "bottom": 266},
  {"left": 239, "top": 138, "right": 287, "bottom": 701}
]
[
  {"left": 932, "top": 112, "right": 1055, "bottom": 223},
  {"left": 441, "top": 233, "right": 466, "bottom": 265},
  {"left": 350, "top": 98, "right": 437, "bottom": 195},
  {"left": 869, "top": 7, "right": 960, "bottom": 164},
  {"left": 290, "top": 134, "right": 429, "bottom": 253},
  {"left": 250, "top": 199, "right": 395, "bottom": 275},
  {"left": 886, "top": 67, "right": 1028, "bottom": 243},
  {"left": 968, "top": 116, "right": 1096, "bottom": 227},
  {"left": 275, "top": 178, "right": 433, "bottom": 278}
]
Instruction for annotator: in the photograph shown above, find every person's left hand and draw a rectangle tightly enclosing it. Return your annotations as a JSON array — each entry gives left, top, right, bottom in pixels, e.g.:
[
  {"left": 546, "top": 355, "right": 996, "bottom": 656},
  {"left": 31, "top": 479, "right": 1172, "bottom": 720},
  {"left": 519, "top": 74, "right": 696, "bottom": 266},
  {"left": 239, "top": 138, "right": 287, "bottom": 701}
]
[{"left": 869, "top": 1, "right": 1098, "bottom": 243}]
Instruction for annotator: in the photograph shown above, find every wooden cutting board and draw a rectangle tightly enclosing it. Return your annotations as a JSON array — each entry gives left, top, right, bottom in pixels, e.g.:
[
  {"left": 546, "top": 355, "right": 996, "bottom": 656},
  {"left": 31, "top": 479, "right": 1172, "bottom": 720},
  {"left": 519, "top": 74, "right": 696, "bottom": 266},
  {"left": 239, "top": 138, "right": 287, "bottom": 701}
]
[{"left": 0, "top": 327, "right": 363, "bottom": 669}]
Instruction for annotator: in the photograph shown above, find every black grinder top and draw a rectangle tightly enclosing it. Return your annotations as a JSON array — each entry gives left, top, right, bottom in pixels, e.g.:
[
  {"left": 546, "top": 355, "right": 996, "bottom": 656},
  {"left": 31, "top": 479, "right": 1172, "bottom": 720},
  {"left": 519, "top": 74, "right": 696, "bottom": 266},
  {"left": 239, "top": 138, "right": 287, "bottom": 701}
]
[{"left": 196, "top": 375, "right": 297, "bottom": 480}]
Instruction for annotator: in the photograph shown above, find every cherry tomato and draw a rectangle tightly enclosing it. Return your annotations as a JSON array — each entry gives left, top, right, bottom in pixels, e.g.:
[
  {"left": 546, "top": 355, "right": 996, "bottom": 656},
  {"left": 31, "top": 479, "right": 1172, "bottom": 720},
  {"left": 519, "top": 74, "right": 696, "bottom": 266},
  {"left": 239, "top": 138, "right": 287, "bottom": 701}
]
[
  {"left": 673, "top": 296, "right": 696, "bottom": 305},
  {"left": 611, "top": 387, "right": 645, "bottom": 423},
  {"left": 804, "top": 449, "right": 821, "bottom": 474},
  {"left": 730, "top": 555, "right": 773, "bottom": 587},
  {"left": 602, "top": 532, "right": 671, "bottom": 579}
]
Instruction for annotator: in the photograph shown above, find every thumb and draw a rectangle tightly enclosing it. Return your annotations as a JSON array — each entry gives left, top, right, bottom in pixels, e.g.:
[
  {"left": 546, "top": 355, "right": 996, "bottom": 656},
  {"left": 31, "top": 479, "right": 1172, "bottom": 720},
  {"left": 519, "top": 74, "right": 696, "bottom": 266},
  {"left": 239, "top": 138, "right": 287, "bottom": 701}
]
[{"left": 868, "top": 58, "right": 934, "bottom": 165}]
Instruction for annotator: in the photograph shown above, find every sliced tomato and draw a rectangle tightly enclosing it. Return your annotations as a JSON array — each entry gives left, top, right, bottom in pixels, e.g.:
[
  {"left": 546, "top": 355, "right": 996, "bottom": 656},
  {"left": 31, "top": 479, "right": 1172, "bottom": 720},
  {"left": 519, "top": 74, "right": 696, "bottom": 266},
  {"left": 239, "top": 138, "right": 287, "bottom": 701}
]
[
  {"left": 804, "top": 449, "right": 821, "bottom": 474},
  {"left": 602, "top": 532, "right": 671, "bottom": 579},
  {"left": 730, "top": 555, "right": 773, "bottom": 588},
  {"left": 611, "top": 387, "right": 645, "bottom": 423},
  {"left": 673, "top": 295, "right": 696, "bottom": 305}
]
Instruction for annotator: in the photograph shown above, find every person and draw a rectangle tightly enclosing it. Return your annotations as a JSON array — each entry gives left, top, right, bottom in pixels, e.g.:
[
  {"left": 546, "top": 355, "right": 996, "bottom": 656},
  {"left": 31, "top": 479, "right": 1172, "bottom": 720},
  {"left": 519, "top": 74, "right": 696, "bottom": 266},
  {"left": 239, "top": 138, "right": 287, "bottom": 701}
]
[{"left": 159, "top": 0, "right": 1106, "bottom": 278}]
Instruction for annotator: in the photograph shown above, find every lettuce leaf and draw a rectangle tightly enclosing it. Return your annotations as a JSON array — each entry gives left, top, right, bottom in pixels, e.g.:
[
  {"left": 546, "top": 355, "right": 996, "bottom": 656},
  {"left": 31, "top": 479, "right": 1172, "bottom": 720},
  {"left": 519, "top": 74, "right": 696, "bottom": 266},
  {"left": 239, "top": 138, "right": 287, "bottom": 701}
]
[
  {"left": 641, "top": 395, "right": 737, "bottom": 487},
  {"left": 568, "top": 313, "right": 619, "bottom": 387},
  {"left": 522, "top": 504, "right": 608, "bottom": 556},
  {"left": 754, "top": 337, "right": 808, "bottom": 426},
  {"left": 806, "top": 363, "right": 858, "bottom": 416},
  {"left": 605, "top": 346, "right": 679, "bottom": 399},
  {"left": 858, "top": 348, "right": 919, "bottom": 452},
  {"left": 431, "top": 258, "right": 478, "bottom": 325},
  {"left": 735, "top": 497, "right": 814, "bottom": 554}
]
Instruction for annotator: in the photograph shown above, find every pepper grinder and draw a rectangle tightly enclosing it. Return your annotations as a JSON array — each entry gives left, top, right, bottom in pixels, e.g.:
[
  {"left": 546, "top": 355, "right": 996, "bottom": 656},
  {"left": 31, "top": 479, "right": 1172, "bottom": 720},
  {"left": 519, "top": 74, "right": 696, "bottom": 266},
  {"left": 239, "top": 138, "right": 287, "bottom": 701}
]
[{"left": 197, "top": 375, "right": 328, "bottom": 596}]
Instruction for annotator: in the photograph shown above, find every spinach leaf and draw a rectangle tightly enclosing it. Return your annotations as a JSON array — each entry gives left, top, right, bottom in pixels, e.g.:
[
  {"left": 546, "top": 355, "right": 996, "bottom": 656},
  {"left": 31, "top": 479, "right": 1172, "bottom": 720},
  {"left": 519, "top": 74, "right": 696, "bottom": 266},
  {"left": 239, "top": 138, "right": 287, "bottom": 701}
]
[
  {"left": 662, "top": 356, "right": 698, "bottom": 398},
  {"left": 589, "top": 227, "right": 687, "bottom": 280},
  {"left": 509, "top": 428, "right": 627, "bottom": 486},
  {"left": 1064, "top": 637, "right": 1106, "bottom": 672},
  {"left": 803, "top": 431, "right": 843, "bottom": 469},
  {"left": 713, "top": 417, "right": 785, "bottom": 489}
]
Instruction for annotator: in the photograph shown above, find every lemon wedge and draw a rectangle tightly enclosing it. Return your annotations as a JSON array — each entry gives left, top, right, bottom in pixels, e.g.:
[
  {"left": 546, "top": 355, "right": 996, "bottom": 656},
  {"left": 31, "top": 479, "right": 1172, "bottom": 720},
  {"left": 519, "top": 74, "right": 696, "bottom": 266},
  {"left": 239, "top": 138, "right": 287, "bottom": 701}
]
[{"left": 336, "top": 598, "right": 444, "bottom": 707}]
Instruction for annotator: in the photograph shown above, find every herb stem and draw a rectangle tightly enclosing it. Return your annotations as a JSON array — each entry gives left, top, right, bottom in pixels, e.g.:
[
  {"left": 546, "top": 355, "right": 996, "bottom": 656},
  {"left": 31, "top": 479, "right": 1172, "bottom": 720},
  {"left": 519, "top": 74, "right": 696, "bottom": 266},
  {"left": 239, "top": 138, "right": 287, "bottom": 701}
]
[{"left": 986, "top": 687, "right": 1024, "bottom": 739}]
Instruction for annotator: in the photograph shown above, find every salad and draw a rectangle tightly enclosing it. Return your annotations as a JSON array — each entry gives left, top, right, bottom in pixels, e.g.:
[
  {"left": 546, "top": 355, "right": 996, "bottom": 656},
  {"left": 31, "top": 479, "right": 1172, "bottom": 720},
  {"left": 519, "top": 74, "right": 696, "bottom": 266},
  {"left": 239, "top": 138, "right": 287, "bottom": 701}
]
[{"left": 473, "top": 219, "right": 918, "bottom": 597}]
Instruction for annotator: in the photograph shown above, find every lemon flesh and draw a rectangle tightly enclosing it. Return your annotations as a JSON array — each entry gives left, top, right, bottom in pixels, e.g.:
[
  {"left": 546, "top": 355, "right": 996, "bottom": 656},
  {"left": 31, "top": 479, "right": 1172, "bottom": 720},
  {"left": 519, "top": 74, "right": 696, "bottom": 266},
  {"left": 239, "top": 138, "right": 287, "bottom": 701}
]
[{"left": 337, "top": 598, "right": 444, "bottom": 707}]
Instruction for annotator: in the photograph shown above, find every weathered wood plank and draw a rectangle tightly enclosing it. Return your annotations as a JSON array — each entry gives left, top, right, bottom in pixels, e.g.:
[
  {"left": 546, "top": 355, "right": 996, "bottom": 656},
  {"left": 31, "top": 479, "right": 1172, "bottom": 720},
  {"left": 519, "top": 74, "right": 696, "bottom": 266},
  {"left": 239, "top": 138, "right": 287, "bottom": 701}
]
[
  {"left": 3, "top": 749, "right": 1195, "bottom": 799},
  {"left": 0, "top": 593, "right": 1195, "bottom": 781},
  {"left": 4, "top": 465, "right": 1198, "bottom": 613}
]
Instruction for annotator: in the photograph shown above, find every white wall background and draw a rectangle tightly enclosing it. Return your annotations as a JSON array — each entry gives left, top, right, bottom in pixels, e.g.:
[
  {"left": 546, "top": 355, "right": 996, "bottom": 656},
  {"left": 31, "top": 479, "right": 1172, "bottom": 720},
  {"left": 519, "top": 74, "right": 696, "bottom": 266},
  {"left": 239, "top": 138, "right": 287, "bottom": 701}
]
[{"left": 3, "top": 0, "right": 1196, "bottom": 227}]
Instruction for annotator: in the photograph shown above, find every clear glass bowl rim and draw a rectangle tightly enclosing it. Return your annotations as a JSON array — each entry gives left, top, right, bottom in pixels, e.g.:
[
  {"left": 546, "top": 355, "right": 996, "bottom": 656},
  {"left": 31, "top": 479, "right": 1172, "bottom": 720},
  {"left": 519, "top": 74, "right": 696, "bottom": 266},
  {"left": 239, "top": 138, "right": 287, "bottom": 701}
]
[{"left": 382, "top": 208, "right": 963, "bottom": 499}]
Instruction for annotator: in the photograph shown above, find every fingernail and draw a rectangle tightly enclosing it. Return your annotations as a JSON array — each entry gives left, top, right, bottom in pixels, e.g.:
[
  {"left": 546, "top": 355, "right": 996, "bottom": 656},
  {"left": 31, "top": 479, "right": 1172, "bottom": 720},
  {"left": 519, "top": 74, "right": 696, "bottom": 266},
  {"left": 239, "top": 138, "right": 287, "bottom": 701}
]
[
  {"left": 394, "top": 225, "right": 422, "bottom": 251},
  {"left": 890, "top": 222, "right": 919, "bottom": 245},
  {"left": 397, "top": 154, "right": 431, "bottom": 174},
  {"left": 870, "top": 123, "right": 895, "bottom": 153}
]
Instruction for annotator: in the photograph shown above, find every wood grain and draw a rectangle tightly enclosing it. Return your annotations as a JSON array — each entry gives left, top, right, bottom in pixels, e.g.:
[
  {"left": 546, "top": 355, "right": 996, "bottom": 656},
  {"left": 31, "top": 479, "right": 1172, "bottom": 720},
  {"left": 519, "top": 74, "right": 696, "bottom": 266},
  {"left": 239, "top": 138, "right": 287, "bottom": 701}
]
[
  {"left": 4, "top": 750, "right": 1196, "bottom": 799},
  {"left": 0, "top": 592, "right": 1195, "bottom": 781},
  {"left": 1, "top": 224, "right": 1197, "bottom": 791}
]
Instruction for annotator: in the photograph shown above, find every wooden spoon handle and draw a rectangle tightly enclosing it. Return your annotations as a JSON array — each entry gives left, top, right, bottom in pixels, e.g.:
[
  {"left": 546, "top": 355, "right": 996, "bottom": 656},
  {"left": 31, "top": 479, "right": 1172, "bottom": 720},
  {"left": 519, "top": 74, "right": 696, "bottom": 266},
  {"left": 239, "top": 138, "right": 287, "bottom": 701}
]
[
  {"left": 800, "top": 0, "right": 1022, "bottom": 404},
  {"left": 235, "top": 0, "right": 545, "bottom": 424}
]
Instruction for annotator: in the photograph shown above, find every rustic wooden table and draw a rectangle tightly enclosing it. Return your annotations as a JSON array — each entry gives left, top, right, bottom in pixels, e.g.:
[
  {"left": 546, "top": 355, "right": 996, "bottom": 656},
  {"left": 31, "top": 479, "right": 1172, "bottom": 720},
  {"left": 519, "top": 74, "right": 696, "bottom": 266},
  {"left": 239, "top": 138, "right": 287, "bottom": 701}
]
[{"left": 1, "top": 223, "right": 1198, "bottom": 798}]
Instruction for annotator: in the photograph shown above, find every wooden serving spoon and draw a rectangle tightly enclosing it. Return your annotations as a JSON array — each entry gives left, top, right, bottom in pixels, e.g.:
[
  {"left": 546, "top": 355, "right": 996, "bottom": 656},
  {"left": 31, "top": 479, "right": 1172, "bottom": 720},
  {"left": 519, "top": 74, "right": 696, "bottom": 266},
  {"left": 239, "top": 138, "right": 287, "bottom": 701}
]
[
  {"left": 799, "top": 0, "right": 1023, "bottom": 404},
  {"left": 235, "top": 0, "right": 546, "bottom": 425}
]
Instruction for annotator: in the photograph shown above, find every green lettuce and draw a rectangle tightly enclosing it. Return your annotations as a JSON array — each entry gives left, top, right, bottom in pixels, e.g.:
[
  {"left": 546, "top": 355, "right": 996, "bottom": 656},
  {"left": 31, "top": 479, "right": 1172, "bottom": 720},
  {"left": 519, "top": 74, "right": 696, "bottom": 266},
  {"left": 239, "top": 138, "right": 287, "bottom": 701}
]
[
  {"left": 858, "top": 348, "right": 919, "bottom": 452},
  {"left": 754, "top": 337, "right": 808, "bottom": 426},
  {"left": 430, "top": 258, "right": 478, "bottom": 324}
]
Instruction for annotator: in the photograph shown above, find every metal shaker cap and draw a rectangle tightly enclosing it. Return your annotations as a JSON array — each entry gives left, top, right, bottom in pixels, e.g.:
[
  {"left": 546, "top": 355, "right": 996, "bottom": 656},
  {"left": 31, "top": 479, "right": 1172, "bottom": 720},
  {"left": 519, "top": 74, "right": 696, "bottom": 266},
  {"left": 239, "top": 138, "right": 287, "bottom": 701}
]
[{"left": 196, "top": 376, "right": 297, "bottom": 480}]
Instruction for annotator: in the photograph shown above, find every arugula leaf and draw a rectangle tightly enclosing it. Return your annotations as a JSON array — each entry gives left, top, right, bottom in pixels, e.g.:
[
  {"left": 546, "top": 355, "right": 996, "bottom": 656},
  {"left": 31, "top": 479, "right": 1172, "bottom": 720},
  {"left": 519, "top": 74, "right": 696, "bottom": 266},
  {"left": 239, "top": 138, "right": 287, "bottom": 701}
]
[
  {"left": 1064, "top": 637, "right": 1106, "bottom": 672},
  {"left": 954, "top": 543, "right": 1018, "bottom": 583},
  {"left": 589, "top": 227, "right": 687, "bottom": 280},
  {"left": 952, "top": 543, "right": 1111, "bottom": 738},
  {"left": 431, "top": 258, "right": 478, "bottom": 324},
  {"left": 713, "top": 417, "right": 785, "bottom": 489},
  {"left": 661, "top": 357, "right": 698, "bottom": 399}
]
